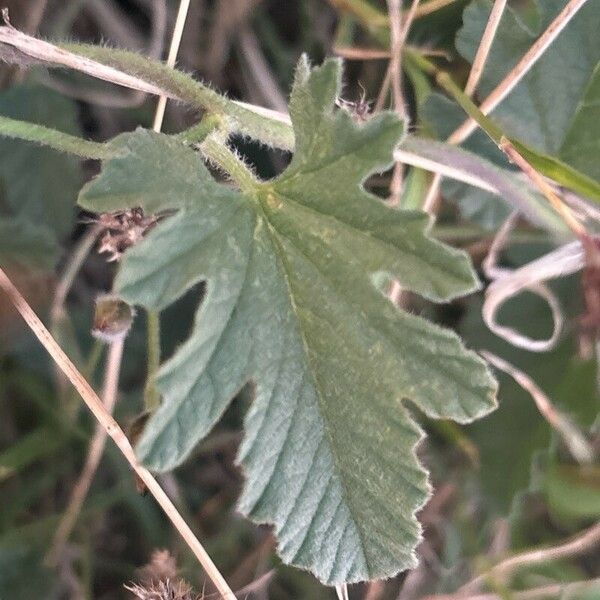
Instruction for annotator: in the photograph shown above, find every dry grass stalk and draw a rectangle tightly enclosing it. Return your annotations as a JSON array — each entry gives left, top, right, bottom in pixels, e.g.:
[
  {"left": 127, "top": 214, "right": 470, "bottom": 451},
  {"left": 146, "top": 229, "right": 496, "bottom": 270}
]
[
  {"left": 0, "top": 267, "right": 236, "bottom": 599},
  {"left": 449, "top": 0, "right": 590, "bottom": 145}
]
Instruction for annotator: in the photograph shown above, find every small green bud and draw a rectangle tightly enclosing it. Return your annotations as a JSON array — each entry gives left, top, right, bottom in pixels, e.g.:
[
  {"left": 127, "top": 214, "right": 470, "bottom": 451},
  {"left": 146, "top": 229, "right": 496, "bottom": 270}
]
[{"left": 92, "top": 294, "right": 135, "bottom": 343}]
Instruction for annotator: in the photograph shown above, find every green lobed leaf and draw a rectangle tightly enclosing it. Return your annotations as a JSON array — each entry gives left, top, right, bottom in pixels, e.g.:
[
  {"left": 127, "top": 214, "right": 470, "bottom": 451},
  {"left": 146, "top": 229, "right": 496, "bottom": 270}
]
[
  {"left": 560, "top": 61, "right": 600, "bottom": 183},
  {"left": 457, "top": 0, "right": 600, "bottom": 156},
  {"left": 457, "top": 0, "right": 600, "bottom": 182},
  {"left": 0, "top": 218, "right": 59, "bottom": 271},
  {"left": 425, "top": 0, "right": 600, "bottom": 226},
  {"left": 79, "top": 58, "right": 497, "bottom": 584}
]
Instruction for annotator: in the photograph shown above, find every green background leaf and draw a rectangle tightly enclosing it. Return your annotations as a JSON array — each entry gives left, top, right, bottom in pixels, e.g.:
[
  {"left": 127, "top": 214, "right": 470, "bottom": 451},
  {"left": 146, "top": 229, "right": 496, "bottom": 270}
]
[
  {"left": 0, "top": 85, "right": 82, "bottom": 241},
  {"left": 457, "top": 0, "right": 600, "bottom": 159}
]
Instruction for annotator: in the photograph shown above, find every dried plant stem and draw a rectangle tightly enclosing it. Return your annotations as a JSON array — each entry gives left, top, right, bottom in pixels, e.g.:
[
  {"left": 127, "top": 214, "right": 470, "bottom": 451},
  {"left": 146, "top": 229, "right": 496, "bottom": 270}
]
[
  {"left": 50, "top": 224, "right": 102, "bottom": 395},
  {"left": 423, "top": 0, "right": 505, "bottom": 212},
  {"left": 152, "top": 0, "right": 191, "bottom": 131},
  {"left": 481, "top": 351, "right": 593, "bottom": 464},
  {"left": 414, "top": 0, "right": 456, "bottom": 18},
  {"left": 0, "top": 267, "right": 236, "bottom": 600},
  {"left": 144, "top": 0, "right": 191, "bottom": 411},
  {"left": 386, "top": 0, "right": 406, "bottom": 204},
  {"left": 449, "top": 0, "right": 589, "bottom": 144},
  {"left": 385, "top": 0, "right": 420, "bottom": 204},
  {"left": 45, "top": 338, "right": 124, "bottom": 567},
  {"left": 499, "top": 137, "right": 585, "bottom": 236},
  {"left": 455, "top": 520, "right": 600, "bottom": 596},
  {"left": 464, "top": 0, "right": 506, "bottom": 97},
  {"left": 422, "top": 0, "right": 587, "bottom": 214},
  {"left": 425, "top": 577, "right": 600, "bottom": 600}
]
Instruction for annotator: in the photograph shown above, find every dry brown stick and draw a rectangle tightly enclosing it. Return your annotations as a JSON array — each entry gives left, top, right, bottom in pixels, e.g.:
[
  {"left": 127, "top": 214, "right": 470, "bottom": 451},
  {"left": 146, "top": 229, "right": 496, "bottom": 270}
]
[
  {"left": 455, "top": 520, "right": 600, "bottom": 596},
  {"left": 423, "top": 0, "right": 587, "bottom": 214},
  {"left": 387, "top": 0, "right": 406, "bottom": 205},
  {"left": 449, "top": 0, "right": 589, "bottom": 145},
  {"left": 386, "top": 0, "right": 420, "bottom": 204},
  {"left": 499, "top": 137, "right": 585, "bottom": 236},
  {"left": 50, "top": 225, "right": 102, "bottom": 395},
  {"left": 464, "top": 0, "right": 507, "bottom": 97},
  {"left": 152, "top": 0, "right": 191, "bottom": 130},
  {"left": 0, "top": 20, "right": 168, "bottom": 97},
  {"left": 334, "top": 46, "right": 392, "bottom": 60},
  {"left": 45, "top": 338, "right": 125, "bottom": 567},
  {"left": 414, "top": 0, "right": 456, "bottom": 18},
  {"left": 481, "top": 351, "right": 593, "bottom": 464},
  {"left": 422, "top": 0, "right": 505, "bottom": 213},
  {"left": 422, "top": 577, "right": 600, "bottom": 600},
  {"left": 0, "top": 266, "right": 236, "bottom": 600}
]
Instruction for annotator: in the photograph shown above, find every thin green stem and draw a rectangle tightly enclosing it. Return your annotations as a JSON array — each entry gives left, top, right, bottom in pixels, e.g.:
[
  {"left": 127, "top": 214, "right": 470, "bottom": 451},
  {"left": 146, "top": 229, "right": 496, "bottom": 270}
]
[
  {"left": 0, "top": 115, "right": 116, "bottom": 159},
  {"left": 404, "top": 49, "right": 503, "bottom": 143},
  {"left": 144, "top": 310, "right": 161, "bottom": 412},
  {"left": 404, "top": 48, "right": 600, "bottom": 202},
  {"left": 60, "top": 43, "right": 295, "bottom": 150},
  {"left": 201, "top": 136, "right": 260, "bottom": 196},
  {"left": 175, "top": 113, "right": 224, "bottom": 144}
]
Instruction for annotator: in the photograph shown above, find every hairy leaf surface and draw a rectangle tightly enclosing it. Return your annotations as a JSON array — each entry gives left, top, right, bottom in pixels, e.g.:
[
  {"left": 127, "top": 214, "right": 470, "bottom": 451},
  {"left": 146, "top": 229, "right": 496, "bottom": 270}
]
[{"left": 80, "top": 58, "right": 497, "bottom": 584}]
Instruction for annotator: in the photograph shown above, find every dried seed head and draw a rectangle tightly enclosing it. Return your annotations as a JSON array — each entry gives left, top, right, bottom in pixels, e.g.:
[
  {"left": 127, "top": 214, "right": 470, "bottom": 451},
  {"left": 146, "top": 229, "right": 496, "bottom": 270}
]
[
  {"left": 335, "top": 84, "right": 371, "bottom": 122},
  {"left": 125, "top": 579, "right": 198, "bottom": 600},
  {"left": 125, "top": 551, "right": 200, "bottom": 600},
  {"left": 92, "top": 294, "right": 135, "bottom": 342},
  {"left": 92, "top": 207, "right": 159, "bottom": 262}
]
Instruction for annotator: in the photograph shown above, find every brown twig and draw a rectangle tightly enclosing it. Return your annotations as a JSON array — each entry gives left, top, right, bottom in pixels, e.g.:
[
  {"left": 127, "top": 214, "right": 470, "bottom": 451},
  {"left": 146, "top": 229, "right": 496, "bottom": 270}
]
[
  {"left": 423, "top": 577, "right": 600, "bottom": 600},
  {"left": 455, "top": 520, "right": 600, "bottom": 596},
  {"left": 152, "top": 0, "right": 191, "bottom": 131},
  {"left": 499, "top": 137, "right": 585, "bottom": 236},
  {"left": 0, "top": 266, "right": 236, "bottom": 599},
  {"left": 464, "top": 0, "right": 507, "bottom": 97},
  {"left": 50, "top": 225, "right": 102, "bottom": 396},
  {"left": 423, "top": 0, "right": 587, "bottom": 214},
  {"left": 414, "top": 0, "right": 456, "bottom": 18},
  {"left": 481, "top": 351, "right": 594, "bottom": 464},
  {"left": 449, "top": 0, "right": 590, "bottom": 145},
  {"left": 45, "top": 339, "right": 125, "bottom": 567},
  {"left": 385, "top": 0, "right": 420, "bottom": 204},
  {"left": 423, "top": 0, "right": 505, "bottom": 213}
]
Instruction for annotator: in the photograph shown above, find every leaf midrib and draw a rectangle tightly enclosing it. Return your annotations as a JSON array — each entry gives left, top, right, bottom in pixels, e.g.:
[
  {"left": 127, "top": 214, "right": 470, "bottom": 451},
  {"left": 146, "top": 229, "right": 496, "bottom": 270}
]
[{"left": 258, "top": 209, "right": 375, "bottom": 577}]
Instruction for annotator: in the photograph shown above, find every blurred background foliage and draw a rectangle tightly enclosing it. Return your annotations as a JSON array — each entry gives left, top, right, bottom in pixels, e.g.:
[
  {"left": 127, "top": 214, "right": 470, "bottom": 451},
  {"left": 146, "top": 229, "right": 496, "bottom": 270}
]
[{"left": 0, "top": 0, "right": 599, "bottom": 598}]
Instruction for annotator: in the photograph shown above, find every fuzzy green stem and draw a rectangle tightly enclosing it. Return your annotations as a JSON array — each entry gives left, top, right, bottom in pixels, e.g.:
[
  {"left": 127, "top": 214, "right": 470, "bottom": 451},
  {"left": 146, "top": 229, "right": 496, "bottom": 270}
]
[
  {"left": 175, "top": 113, "right": 224, "bottom": 144},
  {"left": 0, "top": 115, "right": 116, "bottom": 159},
  {"left": 144, "top": 310, "right": 161, "bottom": 412},
  {"left": 201, "top": 136, "right": 259, "bottom": 196},
  {"left": 60, "top": 43, "right": 295, "bottom": 150}
]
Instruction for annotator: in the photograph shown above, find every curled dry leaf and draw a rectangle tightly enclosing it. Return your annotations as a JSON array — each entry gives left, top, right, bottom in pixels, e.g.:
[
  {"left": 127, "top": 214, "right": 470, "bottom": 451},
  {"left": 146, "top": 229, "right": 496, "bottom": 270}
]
[{"left": 482, "top": 214, "right": 585, "bottom": 351}]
